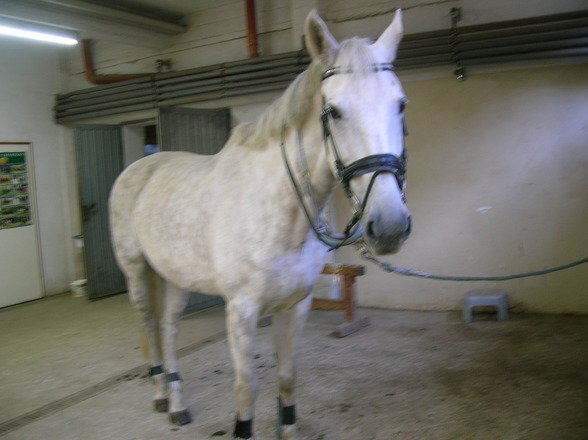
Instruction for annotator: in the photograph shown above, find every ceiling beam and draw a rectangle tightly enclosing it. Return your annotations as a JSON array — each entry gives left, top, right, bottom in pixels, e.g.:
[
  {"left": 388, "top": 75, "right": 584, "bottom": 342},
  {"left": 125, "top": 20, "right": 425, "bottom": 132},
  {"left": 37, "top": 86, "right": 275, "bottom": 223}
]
[
  {"left": 32, "top": 0, "right": 186, "bottom": 34},
  {"left": 0, "top": 0, "right": 185, "bottom": 48}
]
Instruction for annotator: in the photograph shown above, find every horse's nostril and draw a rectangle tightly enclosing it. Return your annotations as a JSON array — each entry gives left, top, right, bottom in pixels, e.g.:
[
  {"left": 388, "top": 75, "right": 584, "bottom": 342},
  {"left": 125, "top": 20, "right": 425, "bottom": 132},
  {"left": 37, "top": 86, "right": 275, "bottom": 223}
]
[
  {"left": 405, "top": 216, "right": 412, "bottom": 237},
  {"left": 365, "top": 214, "right": 410, "bottom": 243}
]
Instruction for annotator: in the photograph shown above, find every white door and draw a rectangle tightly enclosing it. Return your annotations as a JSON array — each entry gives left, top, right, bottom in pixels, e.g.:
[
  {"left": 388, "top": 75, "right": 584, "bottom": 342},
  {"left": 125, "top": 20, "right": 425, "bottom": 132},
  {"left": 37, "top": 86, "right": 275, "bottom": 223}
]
[{"left": 0, "top": 143, "right": 43, "bottom": 308}]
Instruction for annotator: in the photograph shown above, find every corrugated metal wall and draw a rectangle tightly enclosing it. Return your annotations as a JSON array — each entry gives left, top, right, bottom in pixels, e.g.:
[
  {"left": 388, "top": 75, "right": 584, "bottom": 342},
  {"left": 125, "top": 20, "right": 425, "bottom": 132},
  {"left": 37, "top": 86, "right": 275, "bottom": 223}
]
[
  {"left": 75, "top": 126, "right": 126, "bottom": 299},
  {"left": 159, "top": 107, "right": 231, "bottom": 154}
]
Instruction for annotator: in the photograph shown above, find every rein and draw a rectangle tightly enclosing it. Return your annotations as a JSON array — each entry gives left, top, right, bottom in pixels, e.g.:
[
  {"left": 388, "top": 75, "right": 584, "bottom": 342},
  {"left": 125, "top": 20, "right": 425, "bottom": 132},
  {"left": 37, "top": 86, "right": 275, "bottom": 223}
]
[
  {"left": 281, "top": 63, "right": 407, "bottom": 250},
  {"left": 281, "top": 129, "right": 360, "bottom": 249}
]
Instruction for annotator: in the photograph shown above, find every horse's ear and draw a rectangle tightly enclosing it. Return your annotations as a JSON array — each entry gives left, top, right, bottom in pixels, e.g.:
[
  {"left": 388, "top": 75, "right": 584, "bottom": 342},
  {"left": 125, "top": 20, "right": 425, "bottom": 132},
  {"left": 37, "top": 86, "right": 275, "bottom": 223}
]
[
  {"left": 305, "top": 9, "right": 339, "bottom": 65},
  {"left": 373, "top": 9, "right": 403, "bottom": 62}
]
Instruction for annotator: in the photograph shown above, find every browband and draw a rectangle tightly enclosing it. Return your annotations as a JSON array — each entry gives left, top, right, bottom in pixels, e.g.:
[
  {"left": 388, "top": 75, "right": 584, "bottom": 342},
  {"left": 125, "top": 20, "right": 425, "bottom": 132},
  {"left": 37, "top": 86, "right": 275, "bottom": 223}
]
[{"left": 321, "top": 63, "right": 394, "bottom": 81}]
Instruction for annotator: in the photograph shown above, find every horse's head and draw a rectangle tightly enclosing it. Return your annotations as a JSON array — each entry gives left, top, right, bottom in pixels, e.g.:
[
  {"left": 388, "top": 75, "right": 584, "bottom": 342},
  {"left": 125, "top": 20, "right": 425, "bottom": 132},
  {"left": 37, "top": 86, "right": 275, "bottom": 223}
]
[{"left": 305, "top": 10, "right": 412, "bottom": 255}]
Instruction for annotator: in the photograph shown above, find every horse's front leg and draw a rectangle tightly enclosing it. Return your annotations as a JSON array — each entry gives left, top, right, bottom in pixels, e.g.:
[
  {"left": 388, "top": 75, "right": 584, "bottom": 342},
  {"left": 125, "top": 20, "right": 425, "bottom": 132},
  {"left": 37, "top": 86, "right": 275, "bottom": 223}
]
[
  {"left": 227, "top": 299, "right": 261, "bottom": 440},
  {"left": 273, "top": 295, "right": 313, "bottom": 440}
]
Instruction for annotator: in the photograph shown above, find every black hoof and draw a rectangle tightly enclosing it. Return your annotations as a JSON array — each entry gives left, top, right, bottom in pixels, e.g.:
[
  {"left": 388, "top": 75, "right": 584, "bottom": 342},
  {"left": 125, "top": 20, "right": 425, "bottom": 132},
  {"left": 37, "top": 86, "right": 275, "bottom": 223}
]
[
  {"left": 169, "top": 409, "right": 192, "bottom": 425},
  {"left": 154, "top": 398, "right": 169, "bottom": 413}
]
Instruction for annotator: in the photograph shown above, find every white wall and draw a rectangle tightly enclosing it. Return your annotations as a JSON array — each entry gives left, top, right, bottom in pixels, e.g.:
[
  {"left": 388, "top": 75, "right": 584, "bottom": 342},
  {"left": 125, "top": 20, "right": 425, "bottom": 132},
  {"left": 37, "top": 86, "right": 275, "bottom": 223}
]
[
  {"left": 0, "top": 40, "right": 75, "bottom": 295},
  {"left": 338, "top": 62, "right": 588, "bottom": 314}
]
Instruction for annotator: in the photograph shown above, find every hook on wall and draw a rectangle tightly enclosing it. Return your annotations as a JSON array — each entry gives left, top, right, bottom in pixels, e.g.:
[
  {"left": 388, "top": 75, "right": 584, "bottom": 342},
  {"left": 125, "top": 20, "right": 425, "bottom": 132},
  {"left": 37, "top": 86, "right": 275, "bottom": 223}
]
[
  {"left": 156, "top": 59, "right": 172, "bottom": 73},
  {"left": 450, "top": 7, "right": 466, "bottom": 81},
  {"left": 450, "top": 7, "right": 462, "bottom": 27}
]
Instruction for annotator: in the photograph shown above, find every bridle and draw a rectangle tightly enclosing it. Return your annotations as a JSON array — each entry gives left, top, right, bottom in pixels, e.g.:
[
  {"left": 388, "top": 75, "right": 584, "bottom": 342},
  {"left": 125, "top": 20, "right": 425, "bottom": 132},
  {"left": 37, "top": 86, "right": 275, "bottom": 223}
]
[{"left": 281, "top": 63, "right": 408, "bottom": 250}]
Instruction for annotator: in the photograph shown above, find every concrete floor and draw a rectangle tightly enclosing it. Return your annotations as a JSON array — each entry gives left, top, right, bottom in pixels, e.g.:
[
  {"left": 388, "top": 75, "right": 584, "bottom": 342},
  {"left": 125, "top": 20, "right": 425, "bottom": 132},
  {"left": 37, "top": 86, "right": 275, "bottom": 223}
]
[{"left": 1, "top": 293, "right": 587, "bottom": 440}]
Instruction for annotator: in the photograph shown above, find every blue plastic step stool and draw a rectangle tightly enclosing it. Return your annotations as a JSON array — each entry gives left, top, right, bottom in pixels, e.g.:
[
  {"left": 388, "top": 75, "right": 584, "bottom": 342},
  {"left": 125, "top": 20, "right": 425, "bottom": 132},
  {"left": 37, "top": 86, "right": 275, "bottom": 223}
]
[{"left": 463, "top": 290, "right": 509, "bottom": 323}]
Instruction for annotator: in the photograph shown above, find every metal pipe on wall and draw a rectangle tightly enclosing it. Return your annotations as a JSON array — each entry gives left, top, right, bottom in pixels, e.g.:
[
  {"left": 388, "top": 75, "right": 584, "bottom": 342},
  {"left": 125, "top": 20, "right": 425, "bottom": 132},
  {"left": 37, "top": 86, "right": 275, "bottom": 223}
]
[
  {"left": 55, "top": 10, "right": 588, "bottom": 123},
  {"left": 82, "top": 39, "right": 152, "bottom": 85},
  {"left": 246, "top": 0, "right": 259, "bottom": 58},
  {"left": 82, "top": 0, "right": 262, "bottom": 85}
]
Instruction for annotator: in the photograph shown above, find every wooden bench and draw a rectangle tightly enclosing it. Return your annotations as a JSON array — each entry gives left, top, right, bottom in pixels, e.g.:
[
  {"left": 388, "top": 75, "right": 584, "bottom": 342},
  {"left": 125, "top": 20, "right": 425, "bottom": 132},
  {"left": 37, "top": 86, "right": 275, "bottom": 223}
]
[{"left": 312, "top": 264, "right": 369, "bottom": 337}]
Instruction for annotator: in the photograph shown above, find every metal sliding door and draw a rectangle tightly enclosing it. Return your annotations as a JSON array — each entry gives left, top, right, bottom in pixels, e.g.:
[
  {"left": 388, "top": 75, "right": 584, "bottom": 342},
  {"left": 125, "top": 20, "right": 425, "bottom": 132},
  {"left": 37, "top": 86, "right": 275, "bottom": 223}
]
[
  {"left": 159, "top": 107, "right": 231, "bottom": 154},
  {"left": 75, "top": 126, "right": 126, "bottom": 300},
  {"left": 158, "top": 107, "right": 231, "bottom": 313}
]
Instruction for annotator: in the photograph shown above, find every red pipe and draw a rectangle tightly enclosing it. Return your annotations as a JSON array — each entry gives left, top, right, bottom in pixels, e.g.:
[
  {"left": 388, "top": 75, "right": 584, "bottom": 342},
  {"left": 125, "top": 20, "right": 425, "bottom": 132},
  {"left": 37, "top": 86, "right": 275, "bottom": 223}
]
[
  {"left": 82, "top": 39, "right": 148, "bottom": 85},
  {"left": 245, "top": 0, "right": 259, "bottom": 58}
]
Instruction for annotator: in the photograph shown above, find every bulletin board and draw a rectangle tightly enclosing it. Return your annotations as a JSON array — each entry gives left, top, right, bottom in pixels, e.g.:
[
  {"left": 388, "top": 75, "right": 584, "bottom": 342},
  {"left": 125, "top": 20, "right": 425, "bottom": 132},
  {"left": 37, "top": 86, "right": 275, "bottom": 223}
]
[{"left": 0, "top": 151, "right": 32, "bottom": 229}]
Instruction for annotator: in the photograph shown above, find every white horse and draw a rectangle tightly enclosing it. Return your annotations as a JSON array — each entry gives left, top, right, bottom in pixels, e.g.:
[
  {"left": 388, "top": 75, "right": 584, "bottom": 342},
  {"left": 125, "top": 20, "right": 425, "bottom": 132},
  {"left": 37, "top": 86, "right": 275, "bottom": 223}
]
[{"left": 109, "top": 9, "right": 410, "bottom": 440}]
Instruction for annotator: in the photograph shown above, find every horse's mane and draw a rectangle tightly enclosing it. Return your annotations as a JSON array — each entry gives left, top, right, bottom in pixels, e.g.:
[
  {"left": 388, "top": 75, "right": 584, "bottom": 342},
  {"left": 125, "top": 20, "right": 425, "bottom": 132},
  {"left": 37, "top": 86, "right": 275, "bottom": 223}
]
[
  {"left": 230, "top": 37, "right": 377, "bottom": 149},
  {"left": 229, "top": 61, "right": 324, "bottom": 148}
]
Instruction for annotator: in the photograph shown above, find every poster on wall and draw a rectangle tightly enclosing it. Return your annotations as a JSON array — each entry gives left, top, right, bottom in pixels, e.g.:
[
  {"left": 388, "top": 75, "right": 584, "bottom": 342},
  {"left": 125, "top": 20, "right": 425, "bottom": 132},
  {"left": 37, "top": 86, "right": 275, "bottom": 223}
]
[
  {"left": 0, "top": 151, "right": 31, "bottom": 229},
  {"left": 0, "top": 142, "right": 43, "bottom": 308}
]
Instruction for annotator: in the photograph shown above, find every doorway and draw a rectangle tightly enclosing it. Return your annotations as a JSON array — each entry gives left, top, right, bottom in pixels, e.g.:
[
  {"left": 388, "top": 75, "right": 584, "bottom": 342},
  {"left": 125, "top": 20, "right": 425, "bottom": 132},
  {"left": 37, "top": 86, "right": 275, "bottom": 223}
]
[{"left": 75, "top": 126, "right": 126, "bottom": 300}]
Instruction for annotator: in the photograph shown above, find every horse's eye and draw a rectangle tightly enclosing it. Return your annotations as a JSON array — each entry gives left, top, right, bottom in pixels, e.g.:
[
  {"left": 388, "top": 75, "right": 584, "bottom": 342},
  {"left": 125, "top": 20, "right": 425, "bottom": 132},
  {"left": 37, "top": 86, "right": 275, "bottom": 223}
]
[
  {"left": 328, "top": 105, "right": 343, "bottom": 120},
  {"left": 399, "top": 98, "right": 408, "bottom": 114}
]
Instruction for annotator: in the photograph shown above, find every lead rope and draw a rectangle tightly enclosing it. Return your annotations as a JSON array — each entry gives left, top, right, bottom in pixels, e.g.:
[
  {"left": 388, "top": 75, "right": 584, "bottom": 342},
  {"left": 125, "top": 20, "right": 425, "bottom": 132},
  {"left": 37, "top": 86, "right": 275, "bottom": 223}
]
[{"left": 357, "top": 244, "right": 588, "bottom": 281}]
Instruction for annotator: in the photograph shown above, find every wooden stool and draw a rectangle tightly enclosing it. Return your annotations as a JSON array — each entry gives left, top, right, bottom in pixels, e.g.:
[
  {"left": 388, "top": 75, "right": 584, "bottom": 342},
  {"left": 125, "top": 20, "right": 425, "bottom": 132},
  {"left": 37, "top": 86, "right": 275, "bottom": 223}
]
[{"left": 312, "top": 264, "right": 369, "bottom": 337}]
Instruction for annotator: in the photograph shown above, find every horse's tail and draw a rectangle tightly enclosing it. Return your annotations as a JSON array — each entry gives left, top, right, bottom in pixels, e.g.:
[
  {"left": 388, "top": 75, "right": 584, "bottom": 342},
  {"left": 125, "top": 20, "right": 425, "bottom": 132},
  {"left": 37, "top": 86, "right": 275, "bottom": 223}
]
[
  {"left": 108, "top": 154, "right": 172, "bottom": 362},
  {"left": 138, "top": 265, "right": 165, "bottom": 360}
]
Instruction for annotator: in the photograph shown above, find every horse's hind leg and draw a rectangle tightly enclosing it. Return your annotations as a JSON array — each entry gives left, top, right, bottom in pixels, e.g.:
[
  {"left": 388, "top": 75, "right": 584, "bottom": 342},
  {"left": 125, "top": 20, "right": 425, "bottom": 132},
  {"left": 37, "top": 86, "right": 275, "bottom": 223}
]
[
  {"left": 124, "top": 260, "right": 168, "bottom": 413},
  {"left": 273, "top": 295, "right": 313, "bottom": 440},
  {"left": 161, "top": 282, "right": 191, "bottom": 425}
]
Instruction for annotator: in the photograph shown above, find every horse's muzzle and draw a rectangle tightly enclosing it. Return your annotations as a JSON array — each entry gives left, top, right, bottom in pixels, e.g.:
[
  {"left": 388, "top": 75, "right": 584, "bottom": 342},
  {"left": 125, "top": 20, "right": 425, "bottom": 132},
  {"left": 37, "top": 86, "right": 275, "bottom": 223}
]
[{"left": 365, "top": 213, "right": 411, "bottom": 255}]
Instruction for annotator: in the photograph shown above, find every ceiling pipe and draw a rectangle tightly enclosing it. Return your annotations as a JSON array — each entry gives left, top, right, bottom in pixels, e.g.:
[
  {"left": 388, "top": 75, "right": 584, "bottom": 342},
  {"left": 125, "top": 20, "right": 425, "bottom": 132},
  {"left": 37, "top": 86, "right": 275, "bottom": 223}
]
[
  {"left": 36, "top": 0, "right": 186, "bottom": 35},
  {"left": 82, "top": 39, "right": 151, "bottom": 84},
  {"left": 245, "top": 0, "right": 259, "bottom": 58}
]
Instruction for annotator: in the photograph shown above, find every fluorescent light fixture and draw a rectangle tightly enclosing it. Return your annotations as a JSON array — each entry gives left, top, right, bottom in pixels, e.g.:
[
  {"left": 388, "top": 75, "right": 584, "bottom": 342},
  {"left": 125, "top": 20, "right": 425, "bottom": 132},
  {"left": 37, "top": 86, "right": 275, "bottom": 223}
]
[{"left": 0, "top": 20, "right": 78, "bottom": 45}]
